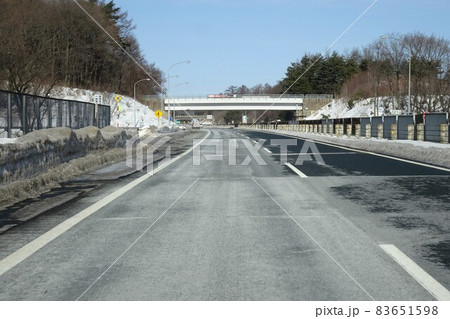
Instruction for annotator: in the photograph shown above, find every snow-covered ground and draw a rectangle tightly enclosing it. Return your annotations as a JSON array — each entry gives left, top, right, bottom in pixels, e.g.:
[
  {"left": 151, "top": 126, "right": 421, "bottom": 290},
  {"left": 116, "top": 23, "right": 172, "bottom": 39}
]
[
  {"left": 306, "top": 97, "right": 395, "bottom": 120},
  {"left": 50, "top": 86, "right": 169, "bottom": 128},
  {"left": 0, "top": 138, "right": 17, "bottom": 145}
]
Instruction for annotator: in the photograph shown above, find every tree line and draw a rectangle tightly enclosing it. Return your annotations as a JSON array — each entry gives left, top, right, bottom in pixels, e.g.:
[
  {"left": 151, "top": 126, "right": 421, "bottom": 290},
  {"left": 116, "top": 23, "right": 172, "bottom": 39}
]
[
  {"left": 225, "top": 32, "right": 450, "bottom": 115},
  {"left": 0, "top": 0, "right": 162, "bottom": 98}
]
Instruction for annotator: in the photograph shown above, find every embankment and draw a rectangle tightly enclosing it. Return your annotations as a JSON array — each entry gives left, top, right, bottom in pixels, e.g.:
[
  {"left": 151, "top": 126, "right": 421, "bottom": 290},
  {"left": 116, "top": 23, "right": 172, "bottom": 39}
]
[{"left": 0, "top": 126, "right": 136, "bottom": 207}]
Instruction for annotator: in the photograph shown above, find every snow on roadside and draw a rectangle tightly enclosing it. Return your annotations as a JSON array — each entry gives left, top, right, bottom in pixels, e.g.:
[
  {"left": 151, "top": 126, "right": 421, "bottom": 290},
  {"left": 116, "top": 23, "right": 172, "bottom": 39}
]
[
  {"left": 0, "top": 138, "right": 17, "bottom": 144},
  {"left": 50, "top": 86, "right": 169, "bottom": 128},
  {"left": 306, "top": 98, "right": 390, "bottom": 120},
  {"left": 246, "top": 128, "right": 450, "bottom": 168}
]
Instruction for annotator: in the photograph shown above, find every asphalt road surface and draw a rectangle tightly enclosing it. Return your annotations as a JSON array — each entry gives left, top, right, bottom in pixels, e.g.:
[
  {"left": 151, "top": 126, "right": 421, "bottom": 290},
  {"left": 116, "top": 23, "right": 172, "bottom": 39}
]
[{"left": 0, "top": 128, "right": 449, "bottom": 301}]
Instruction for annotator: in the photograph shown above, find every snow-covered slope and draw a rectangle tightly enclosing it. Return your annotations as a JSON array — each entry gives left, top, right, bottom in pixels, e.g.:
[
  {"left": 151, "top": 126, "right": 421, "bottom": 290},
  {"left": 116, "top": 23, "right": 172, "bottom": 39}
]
[
  {"left": 306, "top": 98, "right": 392, "bottom": 120},
  {"left": 50, "top": 87, "right": 168, "bottom": 128}
]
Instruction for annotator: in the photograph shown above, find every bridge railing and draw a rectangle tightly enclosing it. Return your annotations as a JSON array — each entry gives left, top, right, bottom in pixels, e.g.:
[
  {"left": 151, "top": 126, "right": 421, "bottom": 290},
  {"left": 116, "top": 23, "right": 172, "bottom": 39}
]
[{"left": 165, "top": 94, "right": 333, "bottom": 102}]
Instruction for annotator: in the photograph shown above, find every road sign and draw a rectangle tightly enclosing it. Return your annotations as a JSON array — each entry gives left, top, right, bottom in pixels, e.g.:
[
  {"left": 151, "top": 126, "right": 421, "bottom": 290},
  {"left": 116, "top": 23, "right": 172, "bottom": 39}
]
[
  {"left": 154, "top": 110, "right": 162, "bottom": 118},
  {"left": 114, "top": 95, "right": 122, "bottom": 103},
  {"left": 94, "top": 94, "right": 103, "bottom": 105}
]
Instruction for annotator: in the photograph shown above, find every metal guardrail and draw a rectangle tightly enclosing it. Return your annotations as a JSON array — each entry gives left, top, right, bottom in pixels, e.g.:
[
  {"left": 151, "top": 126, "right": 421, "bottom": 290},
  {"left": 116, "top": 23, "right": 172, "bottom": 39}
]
[{"left": 0, "top": 90, "right": 110, "bottom": 138}]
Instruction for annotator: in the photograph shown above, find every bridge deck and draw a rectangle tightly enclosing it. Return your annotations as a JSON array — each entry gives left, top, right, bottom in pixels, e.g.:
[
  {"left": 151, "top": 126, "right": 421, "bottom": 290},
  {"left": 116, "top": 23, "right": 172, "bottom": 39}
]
[{"left": 165, "top": 96, "right": 304, "bottom": 111}]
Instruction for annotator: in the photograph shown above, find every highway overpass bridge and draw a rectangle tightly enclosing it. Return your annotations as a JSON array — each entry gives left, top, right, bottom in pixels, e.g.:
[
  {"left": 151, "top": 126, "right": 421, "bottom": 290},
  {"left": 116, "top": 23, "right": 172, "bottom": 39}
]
[
  {"left": 164, "top": 95, "right": 305, "bottom": 112},
  {"left": 161, "top": 94, "right": 333, "bottom": 122}
]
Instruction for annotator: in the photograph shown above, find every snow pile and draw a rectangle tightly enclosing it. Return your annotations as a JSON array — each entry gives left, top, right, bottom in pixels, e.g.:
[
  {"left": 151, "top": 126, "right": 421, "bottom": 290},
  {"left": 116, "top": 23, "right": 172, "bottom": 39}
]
[
  {"left": 50, "top": 87, "right": 169, "bottom": 128},
  {"left": 0, "top": 138, "right": 17, "bottom": 145},
  {"left": 307, "top": 98, "right": 391, "bottom": 120},
  {"left": 0, "top": 126, "right": 135, "bottom": 185}
]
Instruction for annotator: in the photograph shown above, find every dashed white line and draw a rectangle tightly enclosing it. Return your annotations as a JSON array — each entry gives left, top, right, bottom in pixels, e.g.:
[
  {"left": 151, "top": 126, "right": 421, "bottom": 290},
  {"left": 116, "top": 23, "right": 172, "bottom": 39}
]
[
  {"left": 257, "top": 130, "right": 450, "bottom": 173},
  {"left": 380, "top": 244, "right": 450, "bottom": 301},
  {"left": 285, "top": 162, "right": 308, "bottom": 178},
  {"left": 272, "top": 152, "right": 356, "bottom": 156}
]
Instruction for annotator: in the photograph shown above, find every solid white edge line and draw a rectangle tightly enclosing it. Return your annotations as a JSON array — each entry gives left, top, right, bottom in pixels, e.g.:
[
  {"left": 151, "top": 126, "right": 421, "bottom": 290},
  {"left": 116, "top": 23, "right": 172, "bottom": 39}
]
[
  {"left": 380, "top": 244, "right": 450, "bottom": 301},
  {"left": 0, "top": 130, "right": 211, "bottom": 277},
  {"left": 247, "top": 130, "right": 450, "bottom": 173},
  {"left": 285, "top": 162, "right": 308, "bottom": 178}
]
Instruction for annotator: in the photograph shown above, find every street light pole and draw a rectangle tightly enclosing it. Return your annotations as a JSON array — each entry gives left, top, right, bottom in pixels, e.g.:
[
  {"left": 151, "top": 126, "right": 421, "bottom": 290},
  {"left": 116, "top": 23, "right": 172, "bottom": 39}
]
[
  {"left": 167, "top": 60, "right": 190, "bottom": 123},
  {"left": 381, "top": 35, "right": 412, "bottom": 114},
  {"left": 172, "top": 82, "right": 189, "bottom": 123},
  {"left": 133, "top": 78, "right": 151, "bottom": 127},
  {"left": 407, "top": 51, "right": 411, "bottom": 115},
  {"left": 165, "top": 75, "right": 179, "bottom": 123}
]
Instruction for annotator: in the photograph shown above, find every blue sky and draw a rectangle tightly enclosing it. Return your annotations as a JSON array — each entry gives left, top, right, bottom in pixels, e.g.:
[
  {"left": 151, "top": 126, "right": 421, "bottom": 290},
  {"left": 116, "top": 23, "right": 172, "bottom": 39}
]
[{"left": 113, "top": 0, "right": 450, "bottom": 96}]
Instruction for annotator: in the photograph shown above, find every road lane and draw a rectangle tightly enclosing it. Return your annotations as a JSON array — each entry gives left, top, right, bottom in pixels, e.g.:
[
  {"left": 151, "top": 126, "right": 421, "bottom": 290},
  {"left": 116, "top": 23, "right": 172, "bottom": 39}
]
[
  {"left": 242, "top": 129, "right": 450, "bottom": 176},
  {"left": 0, "top": 128, "right": 448, "bottom": 300}
]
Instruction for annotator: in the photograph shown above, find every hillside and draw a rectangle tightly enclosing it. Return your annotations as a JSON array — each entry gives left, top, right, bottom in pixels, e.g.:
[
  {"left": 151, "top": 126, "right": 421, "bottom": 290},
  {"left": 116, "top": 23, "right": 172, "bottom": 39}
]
[{"left": 50, "top": 87, "right": 168, "bottom": 128}]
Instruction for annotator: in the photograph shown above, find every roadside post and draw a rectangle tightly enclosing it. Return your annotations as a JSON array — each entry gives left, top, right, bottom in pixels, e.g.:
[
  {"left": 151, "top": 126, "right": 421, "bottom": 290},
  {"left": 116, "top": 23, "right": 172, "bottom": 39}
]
[{"left": 155, "top": 109, "right": 163, "bottom": 128}]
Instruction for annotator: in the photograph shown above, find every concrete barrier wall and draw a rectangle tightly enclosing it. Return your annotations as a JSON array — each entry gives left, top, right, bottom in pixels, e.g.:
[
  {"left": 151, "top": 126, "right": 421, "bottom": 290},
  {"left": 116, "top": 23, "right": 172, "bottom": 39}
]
[
  {"left": 377, "top": 124, "right": 383, "bottom": 139},
  {"left": 355, "top": 124, "right": 361, "bottom": 137},
  {"left": 366, "top": 124, "right": 371, "bottom": 138},
  {"left": 0, "top": 126, "right": 135, "bottom": 185},
  {"left": 346, "top": 124, "right": 352, "bottom": 137},
  {"left": 417, "top": 124, "right": 425, "bottom": 141},
  {"left": 391, "top": 124, "right": 398, "bottom": 140},
  {"left": 408, "top": 125, "right": 415, "bottom": 140},
  {"left": 255, "top": 112, "right": 448, "bottom": 144},
  {"left": 441, "top": 124, "right": 449, "bottom": 144}
]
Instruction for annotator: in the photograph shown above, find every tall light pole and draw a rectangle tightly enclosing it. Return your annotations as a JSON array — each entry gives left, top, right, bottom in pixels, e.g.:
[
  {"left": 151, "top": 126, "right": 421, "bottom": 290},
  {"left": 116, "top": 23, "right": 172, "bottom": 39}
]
[
  {"left": 165, "top": 75, "right": 179, "bottom": 123},
  {"left": 167, "top": 60, "right": 190, "bottom": 122},
  {"left": 172, "top": 82, "right": 189, "bottom": 122},
  {"left": 133, "top": 78, "right": 151, "bottom": 127},
  {"left": 381, "top": 35, "right": 412, "bottom": 114}
]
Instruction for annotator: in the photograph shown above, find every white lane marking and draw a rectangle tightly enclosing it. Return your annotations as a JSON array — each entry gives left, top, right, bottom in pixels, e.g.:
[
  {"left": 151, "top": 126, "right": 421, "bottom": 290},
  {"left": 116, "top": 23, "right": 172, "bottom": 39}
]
[
  {"left": 285, "top": 162, "right": 308, "bottom": 178},
  {"left": 77, "top": 178, "right": 200, "bottom": 301},
  {"left": 272, "top": 152, "right": 356, "bottom": 156},
  {"left": 252, "top": 178, "right": 375, "bottom": 301},
  {"left": 380, "top": 244, "right": 450, "bottom": 301},
  {"left": 0, "top": 130, "right": 211, "bottom": 277},
  {"left": 263, "top": 147, "right": 272, "bottom": 153},
  {"left": 252, "top": 130, "right": 450, "bottom": 173},
  {"left": 99, "top": 217, "right": 154, "bottom": 220}
]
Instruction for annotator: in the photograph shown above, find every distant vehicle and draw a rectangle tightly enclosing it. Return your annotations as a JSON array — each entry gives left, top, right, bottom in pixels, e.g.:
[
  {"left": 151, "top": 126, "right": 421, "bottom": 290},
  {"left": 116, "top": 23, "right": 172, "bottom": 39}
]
[
  {"left": 192, "top": 119, "right": 202, "bottom": 129},
  {"left": 178, "top": 125, "right": 186, "bottom": 130}
]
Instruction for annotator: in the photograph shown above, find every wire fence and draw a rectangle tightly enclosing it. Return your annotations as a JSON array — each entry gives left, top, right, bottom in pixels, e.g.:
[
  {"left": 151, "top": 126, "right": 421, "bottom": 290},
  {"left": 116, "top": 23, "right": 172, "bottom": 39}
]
[{"left": 0, "top": 90, "right": 110, "bottom": 138}]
